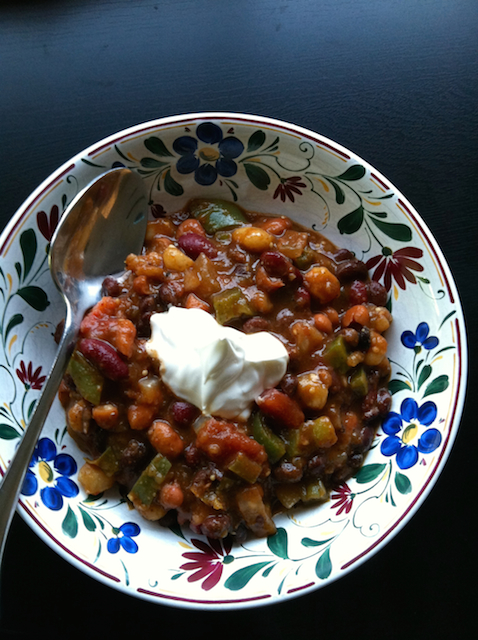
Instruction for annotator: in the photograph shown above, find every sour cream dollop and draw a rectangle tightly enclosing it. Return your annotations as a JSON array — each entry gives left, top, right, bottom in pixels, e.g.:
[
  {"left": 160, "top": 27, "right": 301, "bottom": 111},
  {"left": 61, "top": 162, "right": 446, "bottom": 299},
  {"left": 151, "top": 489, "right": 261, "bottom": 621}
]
[{"left": 146, "top": 307, "right": 289, "bottom": 421}]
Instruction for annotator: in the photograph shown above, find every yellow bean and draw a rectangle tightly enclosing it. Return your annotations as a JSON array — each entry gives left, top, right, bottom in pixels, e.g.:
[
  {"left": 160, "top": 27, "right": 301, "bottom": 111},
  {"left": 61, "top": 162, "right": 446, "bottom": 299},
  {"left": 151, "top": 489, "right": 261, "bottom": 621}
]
[
  {"left": 163, "top": 245, "right": 194, "bottom": 271},
  {"left": 304, "top": 266, "right": 340, "bottom": 304},
  {"left": 232, "top": 226, "right": 274, "bottom": 253}
]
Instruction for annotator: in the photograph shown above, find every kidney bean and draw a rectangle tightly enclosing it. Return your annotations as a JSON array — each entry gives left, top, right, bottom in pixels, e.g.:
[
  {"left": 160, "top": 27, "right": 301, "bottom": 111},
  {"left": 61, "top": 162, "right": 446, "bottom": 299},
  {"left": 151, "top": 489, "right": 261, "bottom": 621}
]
[
  {"left": 171, "top": 400, "right": 199, "bottom": 427},
  {"left": 184, "top": 443, "right": 202, "bottom": 467},
  {"left": 294, "top": 286, "right": 311, "bottom": 309},
  {"left": 260, "top": 251, "right": 292, "bottom": 277},
  {"left": 367, "top": 280, "right": 388, "bottom": 306},
  {"left": 333, "top": 248, "right": 355, "bottom": 262},
  {"left": 78, "top": 338, "right": 129, "bottom": 380},
  {"left": 242, "top": 316, "right": 271, "bottom": 333},
  {"left": 335, "top": 258, "right": 368, "bottom": 283},
  {"left": 256, "top": 388, "right": 304, "bottom": 429},
  {"left": 178, "top": 232, "right": 218, "bottom": 259},
  {"left": 349, "top": 279, "right": 368, "bottom": 305}
]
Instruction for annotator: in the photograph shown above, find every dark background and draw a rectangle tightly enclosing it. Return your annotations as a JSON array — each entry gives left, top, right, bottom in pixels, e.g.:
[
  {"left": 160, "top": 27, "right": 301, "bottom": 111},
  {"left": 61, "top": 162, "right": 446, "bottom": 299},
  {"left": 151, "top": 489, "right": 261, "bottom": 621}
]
[{"left": 1, "top": 1, "right": 476, "bottom": 638}]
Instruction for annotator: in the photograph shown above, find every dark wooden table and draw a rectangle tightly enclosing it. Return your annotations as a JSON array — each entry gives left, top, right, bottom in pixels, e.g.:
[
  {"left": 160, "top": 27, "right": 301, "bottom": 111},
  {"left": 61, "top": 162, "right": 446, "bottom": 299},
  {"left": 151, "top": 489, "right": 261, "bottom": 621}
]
[{"left": 1, "top": 1, "right": 476, "bottom": 637}]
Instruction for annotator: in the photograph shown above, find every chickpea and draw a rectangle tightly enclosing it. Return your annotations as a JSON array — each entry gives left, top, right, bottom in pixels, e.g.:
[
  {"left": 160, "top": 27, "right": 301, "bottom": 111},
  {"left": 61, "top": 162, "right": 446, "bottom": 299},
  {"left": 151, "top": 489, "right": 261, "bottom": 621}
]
[
  {"left": 313, "top": 313, "right": 333, "bottom": 334},
  {"left": 364, "top": 330, "right": 388, "bottom": 366},
  {"left": 304, "top": 266, "right": 340, "bottom": 304},
  {"left": 297, "top": 372, "right": 329, "bottom": 410},
  {"left": 342, "top": 304, "right": 370, "bottom": 328},
  {"left": 129, "top": 493, "right": 167, "bottom": 521},
  {"left": 160, "top": 482, "right": 184, "bottom": 509},
  {"left": 177, "top": 218, "right": 206, "bottom": 237},
  {"left": 291, "top": 320, "right": 324, "bottom": 356},
  {"left": 232, "top": 226, "right": 274, "bottom": 253},
  {"left": 78, "top": 462, "right": 115, "bottom": 495},
  {"left": 127, "top": 404, "right": 156, "bottom": 430},
  {"left": 247, "top": 286, "right": 273, "bottom": 314},
  {"left": 92, "top": 404, "right": 120, "bottom": 430},
  {"left": 323, "top": 306, "right": 340, "bottom": 327},
  {"left": 148, "top": 420, "right": 184, "bottom": 458},
  {"left": 369, "top": 306, "right": 392, "bottom": 333},
  {"left": 163, "top": 245, "right": 194, "bottom": 271},
  {"left": 347, "top": 351, "right": 365, "bottom": 368}
]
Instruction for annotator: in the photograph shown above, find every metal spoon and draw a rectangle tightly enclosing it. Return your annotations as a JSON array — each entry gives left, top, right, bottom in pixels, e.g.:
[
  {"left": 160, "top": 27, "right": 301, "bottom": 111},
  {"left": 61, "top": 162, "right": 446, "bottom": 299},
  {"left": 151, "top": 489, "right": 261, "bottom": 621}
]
[{"left": 0, "top": 167, "right": 148, "bottom": 564}]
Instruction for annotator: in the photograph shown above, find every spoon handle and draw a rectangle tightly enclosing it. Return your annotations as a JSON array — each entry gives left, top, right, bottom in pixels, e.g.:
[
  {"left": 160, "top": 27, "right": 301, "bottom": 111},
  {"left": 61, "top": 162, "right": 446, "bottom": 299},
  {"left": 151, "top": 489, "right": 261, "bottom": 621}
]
[{"left": 0, "top": 314, "right": 76, "bottom": 563}]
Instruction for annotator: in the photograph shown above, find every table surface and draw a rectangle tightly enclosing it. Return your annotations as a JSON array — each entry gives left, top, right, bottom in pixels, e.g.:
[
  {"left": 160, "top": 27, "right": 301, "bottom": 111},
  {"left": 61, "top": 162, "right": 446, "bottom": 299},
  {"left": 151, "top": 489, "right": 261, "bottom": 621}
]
[{"left": 1, "top": 1, "right": 477, "bottom": 637}]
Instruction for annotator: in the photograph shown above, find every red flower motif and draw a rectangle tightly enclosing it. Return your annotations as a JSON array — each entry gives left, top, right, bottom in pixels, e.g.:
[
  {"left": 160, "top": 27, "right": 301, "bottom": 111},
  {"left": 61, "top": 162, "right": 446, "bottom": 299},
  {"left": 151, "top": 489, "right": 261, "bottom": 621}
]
[
  {"left": 330, "top": 482, "right": 355, "bottom": 515},
  {"left": 366, "top": 246, "right": 424, "bottom": 291},
  {"left": 273, "top": 176, "right": 307, "bottom": 203},
  {"left": 16, "top": 361, "right": 46, "bottom": 390},
  {"left": 37, "top": 204, "right": 59, "bottom": 241},
  {"left": 180, "top": 537, "right": 233, "bottom": 591}
]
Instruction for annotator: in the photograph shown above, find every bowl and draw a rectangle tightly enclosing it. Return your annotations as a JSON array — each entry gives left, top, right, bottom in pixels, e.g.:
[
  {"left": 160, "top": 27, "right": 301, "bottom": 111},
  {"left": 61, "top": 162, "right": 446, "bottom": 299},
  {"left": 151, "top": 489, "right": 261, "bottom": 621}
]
[{"left": 0, "top": 113, "right": 467, "bottom": 609}]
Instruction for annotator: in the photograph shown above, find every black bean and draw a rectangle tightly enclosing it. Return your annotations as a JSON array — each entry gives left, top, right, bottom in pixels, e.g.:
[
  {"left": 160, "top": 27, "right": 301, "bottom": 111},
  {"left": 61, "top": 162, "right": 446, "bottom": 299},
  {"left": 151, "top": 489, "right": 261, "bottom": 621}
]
[
  {"left": 120, "top": 439, "right": 148, "bottom": 468},
  {"left": 102, "top": 276, "right": 122, "bottom": 297},
  {"left": 273, "top": 460, "right": 303, "bottom": 483},
  {"left": 307, "top": 454, "right": 326, "bottom": 477},
  {"left": 199, "top": 514, "right": 233, "bottom": 539},
  {"left": 158, "top": 281, "right": 184, "bottom": 306},
  {"left": 377, "top": 388, "right": 392, "bottom": 415},
  {"left": 280, "top": 373, "right": 298, "bottom": 397},
  {"left": 358, "top": 326, "right": 371, "bottom": 351}
]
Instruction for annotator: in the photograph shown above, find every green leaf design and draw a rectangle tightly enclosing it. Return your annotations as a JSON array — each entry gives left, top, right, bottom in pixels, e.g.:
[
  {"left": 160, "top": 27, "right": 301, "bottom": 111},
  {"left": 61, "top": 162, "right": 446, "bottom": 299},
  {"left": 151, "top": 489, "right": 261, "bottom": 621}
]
[
  {"left": 78, "top": 506, "right": 96, "bottom": 532},
  {"left": 370, "top": 218, "right": 412, "bottom": 242},
  {"left": 15, "top": 263, "right": 22, "bottom": 281},
  {"left": 355, "top": 463, "right": 386, "bottom": 484},
  {"left": 244, "top": 163, "right": 270, "bottom": 190},
  {"left": 20, "top": 229, "right": 37, "bottom": 281},
  {"left": 224, "top": 561, "right": 272, "bottom": 591},
  {"left": 62, "top": 505, "right": 78, "bottom": 538},
  {"left": 388, "top": 379, "right": 411, "bottom": 395},
  {"left": 327, "top": 178, "right": 345, "bottom": 205},
  {"left": 17, "top": 286, "right": 50, "bottom": 311},
  {"left": 315, "top": 548, "right": 332, "bottom": 580},
  {"left": 423, "top": 375, "right": 449, "bottom": 398},
  {"left": 338, "top": 205, "right": 364, "bottom": 234},
  {"left": 140, "top": 157, "right": 169, "bottom": 169},
  {"left": 368, "top": 210, "right": 388, "bottom": 219},
  {"left": 247, "top": 130, "right": 266, "bottom": 152},
  {"left": 164, "top": 170, "right": 184, "bottom": 196},
  {"left": 5, "top": 313, "right": 23, "bottom": 341},
  {"left": 267, "top": 527, "right": 289, "bottom": 559},
  {"left": 335, "top": 165, "right": 366, "bottom": 181},
  {"left": 27, "top": 400, "right": 36, "bottom": 420},
  {"left": 144, "top": 137, "right": 174, "bottom": 157},
  {"left": 0, "top": 424, "right": 20, "bottom": 440},
  {"left": 301, "top": 537, "right": 331, "bottom": 547},
  {"left": 418, "top": 364, "right": 432, "bottom": 390},
  {"left": 395, "top": 472, "right": 412, "bottom": 495}
]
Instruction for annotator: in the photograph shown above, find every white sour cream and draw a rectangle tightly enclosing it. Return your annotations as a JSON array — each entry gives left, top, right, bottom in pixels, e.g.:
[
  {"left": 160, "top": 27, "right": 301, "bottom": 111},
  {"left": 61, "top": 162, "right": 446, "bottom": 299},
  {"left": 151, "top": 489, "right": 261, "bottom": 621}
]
[{"left": 146, "top": 307, "right": 289, "bottom": 421}]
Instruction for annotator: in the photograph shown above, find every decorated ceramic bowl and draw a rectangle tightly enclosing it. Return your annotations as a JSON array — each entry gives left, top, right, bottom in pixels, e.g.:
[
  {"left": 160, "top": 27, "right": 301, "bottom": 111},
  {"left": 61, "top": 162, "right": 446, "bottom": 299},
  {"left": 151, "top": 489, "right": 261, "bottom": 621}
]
[{"left": 0, "top": 113, "right": 467, "bottom": 609}]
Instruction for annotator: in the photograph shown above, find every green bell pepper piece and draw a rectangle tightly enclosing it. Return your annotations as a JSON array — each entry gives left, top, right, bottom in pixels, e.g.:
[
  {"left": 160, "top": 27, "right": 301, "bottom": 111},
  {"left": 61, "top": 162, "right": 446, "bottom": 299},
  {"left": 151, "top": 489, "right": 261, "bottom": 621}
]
[
  {"left": 349, "top": 366, "right": 369, "bottom": 396},
  {"left": 189, "top": 198, "right": 248, "bottom": 234},
  {"left": 91, "top": 447, "right": 120, "bottom": 477},
  {"left": 212, "top": 286, "right": 254, "bottom": 325},
  {"left": 323, "top": 335, "right": 349, "bottom": 373},
  {"left": 227, "top": 452, "right": 262, "bottom": 484},
  {"left": 129, "top": 453, "right": 172, "bottom": 507},
  {"left": 304, "top": 479, "right": 327, "bottom": 502},
  {"left": 252, "top": 413, "right": 286, "bottom": 464},
  {"left": 67, "top": 350, "right": 104, "bottom": 405},
  {"left": 294, "top": 245, "right": 316, "bottom": 270}
]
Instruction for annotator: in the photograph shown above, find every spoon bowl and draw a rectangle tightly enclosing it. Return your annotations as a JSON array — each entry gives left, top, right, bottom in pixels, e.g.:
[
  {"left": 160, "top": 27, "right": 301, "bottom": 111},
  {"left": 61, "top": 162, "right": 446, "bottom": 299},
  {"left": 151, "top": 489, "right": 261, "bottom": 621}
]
[{"left": 0, "top": 167, "right": 147, "bottom": 565}]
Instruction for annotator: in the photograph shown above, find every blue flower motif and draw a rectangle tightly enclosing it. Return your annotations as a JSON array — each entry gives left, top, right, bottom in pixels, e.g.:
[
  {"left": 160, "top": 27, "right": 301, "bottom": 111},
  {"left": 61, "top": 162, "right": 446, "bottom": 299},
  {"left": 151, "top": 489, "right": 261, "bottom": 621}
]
[
  {"left": 401, "top": 322, "right": 439, "bottom": 352},
  {"left": 21, "top": 437, "right": 78, "bottom": 510},
  {"left": 107, "top": 522, "right": 141, "bottom": 554},
  {"left": 173, "top": 122, "right": 244, "bottom": 185},
  {"left": 381, "top": 398, "right": 442, "bottom": 469}
]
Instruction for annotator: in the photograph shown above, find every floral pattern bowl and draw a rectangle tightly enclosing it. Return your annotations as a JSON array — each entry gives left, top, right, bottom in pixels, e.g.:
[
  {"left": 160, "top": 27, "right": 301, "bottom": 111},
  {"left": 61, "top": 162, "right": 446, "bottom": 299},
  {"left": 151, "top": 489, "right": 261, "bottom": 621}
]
[{"left": 0, "top": 113, "right": 467, "bottom": 609}]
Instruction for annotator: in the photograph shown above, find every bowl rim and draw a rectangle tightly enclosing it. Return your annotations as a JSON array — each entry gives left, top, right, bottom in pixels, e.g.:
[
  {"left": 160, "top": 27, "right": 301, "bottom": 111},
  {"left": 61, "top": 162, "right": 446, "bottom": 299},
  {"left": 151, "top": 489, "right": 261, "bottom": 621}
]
[{"left": 2, "top": 112, "right": 468, "bottom": 609}]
